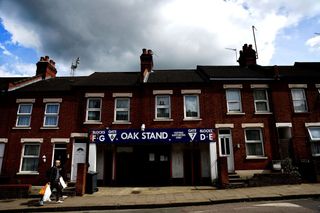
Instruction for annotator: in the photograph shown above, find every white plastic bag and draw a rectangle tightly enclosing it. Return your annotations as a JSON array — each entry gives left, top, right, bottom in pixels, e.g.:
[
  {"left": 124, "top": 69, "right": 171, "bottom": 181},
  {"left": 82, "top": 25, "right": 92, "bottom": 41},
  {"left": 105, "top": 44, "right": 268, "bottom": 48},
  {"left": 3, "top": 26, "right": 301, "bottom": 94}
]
[
  {"left": 42, "top": 185, "right": 52, "bottom": 202},
  {"left": 59, "top": 176, "right": 67, "bottom": 189}
]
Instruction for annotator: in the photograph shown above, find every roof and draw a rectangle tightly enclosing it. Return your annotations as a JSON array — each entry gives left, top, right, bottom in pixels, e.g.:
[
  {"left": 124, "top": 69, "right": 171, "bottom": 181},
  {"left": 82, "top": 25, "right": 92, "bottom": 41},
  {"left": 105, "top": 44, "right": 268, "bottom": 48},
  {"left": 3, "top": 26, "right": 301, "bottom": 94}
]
[
  {"left": 197, "top": 65, "right": 275, "bottom": 80},
  {"left": 0, "top": 77, "right": 26, "bottom": 91},
  {"left": 14, "top": 77, "right": 85, "bottom": 92},
  {"left": 147, "top": 69, "right": 205, "bottom": 83},
  {"left": 73, "top": 72, "right": 141, "bottom": 86}
]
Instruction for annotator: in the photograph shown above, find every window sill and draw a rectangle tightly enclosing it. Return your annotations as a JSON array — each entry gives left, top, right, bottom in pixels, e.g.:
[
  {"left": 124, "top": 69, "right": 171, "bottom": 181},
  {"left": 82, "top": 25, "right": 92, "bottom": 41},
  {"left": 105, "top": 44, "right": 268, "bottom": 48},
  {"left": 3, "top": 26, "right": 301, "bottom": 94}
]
[
  {"left": 16, "top": 172, "right": 39, "bottom": 175},
  {"left": 226, "top": 112, "right": 245, "bottom": 115},
  {"left": 153, "top": 118, "right": 173, "bottom": 122},
  {"left": 83, "top": 121, "right": 102, "bottom": 125},
  {"left": 40, "top": 127, "right": 59, "bottom": 130},
  {"left": 246, "top": 156, "right": 268, "bottom": 160},
  {"left": 293, "top": 111, "right": 310, "bottom": 114},
  {"left": 254, "top": 112, "right": 272, "bottom": 115},
  {"left": 112, "top": 121, "right": 132, "bottom": 125},
  {"left": 183, "top": 118, "right": 202, "bottom": 121},
  {"left": 12, "top": 127, "right": 31, "bottom": 130}
]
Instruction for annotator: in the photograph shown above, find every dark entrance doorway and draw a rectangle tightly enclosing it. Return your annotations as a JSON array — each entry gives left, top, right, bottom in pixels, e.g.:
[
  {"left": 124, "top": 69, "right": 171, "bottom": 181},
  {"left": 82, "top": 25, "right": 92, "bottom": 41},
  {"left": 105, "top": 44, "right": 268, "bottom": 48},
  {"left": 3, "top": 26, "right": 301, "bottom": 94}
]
[
  {"left": 53, "top": 144, "right": 67, "bottom": 167},
  {"left": 184, "top": 149, "right": 201, "bottom": 185},
  {"left": 116, "top": 144, "right": 171, "bottom": 186}
]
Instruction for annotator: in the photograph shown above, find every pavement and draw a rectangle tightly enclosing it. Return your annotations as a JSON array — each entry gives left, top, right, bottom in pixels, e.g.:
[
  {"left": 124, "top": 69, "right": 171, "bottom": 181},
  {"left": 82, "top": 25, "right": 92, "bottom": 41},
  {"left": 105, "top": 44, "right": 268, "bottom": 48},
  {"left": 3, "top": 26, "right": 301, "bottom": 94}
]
[{"left": 1, "top": 184, "right": 320, "bottom": 212}]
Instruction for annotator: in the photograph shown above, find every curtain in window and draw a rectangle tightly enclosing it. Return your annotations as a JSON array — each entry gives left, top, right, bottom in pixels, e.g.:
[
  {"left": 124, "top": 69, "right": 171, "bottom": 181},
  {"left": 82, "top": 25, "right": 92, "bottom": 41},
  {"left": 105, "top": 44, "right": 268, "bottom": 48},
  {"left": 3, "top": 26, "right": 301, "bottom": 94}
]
[
  {"left": 22, "top": 144, "right": 40, "bottom": 172},
  {"left": 88, "top": 111, "right": 100, "bottom": 120},
  {"left": 254, "top": 90, "right": 267, "bottom": 100},
  {"left": 89, "top": 99, "right": 101, "bottom": 108},
  {"left": 226, "top": 90, "right": 240, "bottom": 101},
  {"left": 46, "top": 104, "right": 59, "bottom": 113},
  {"left": 246, "top": 143, "right": 263, "bottom": 156},
  {"left": 17, "top": 116, "right": 30, "bottom": 126},
  {"left": 19, "top": 105, "right": 32, "bottom": 113},
  {"left": 45, "top": 116, "right": 58, "bottom": 126},
  {"left": 185, "top": 96, "right": 198, "bottom": 117},
  {"left": 246, "top": 130, "right": 261, "bottom": 140},
  {"left": 116, "top": 99, "right": 129, "bottom": 108}
]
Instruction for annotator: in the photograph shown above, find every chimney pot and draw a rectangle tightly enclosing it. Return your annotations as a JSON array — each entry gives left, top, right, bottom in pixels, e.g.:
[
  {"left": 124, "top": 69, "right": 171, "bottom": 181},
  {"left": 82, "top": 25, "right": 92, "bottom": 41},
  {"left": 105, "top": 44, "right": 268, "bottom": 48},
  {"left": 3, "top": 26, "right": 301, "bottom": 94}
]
[{"left": 36, "top": 56, "right": 57, "bottom": 78}]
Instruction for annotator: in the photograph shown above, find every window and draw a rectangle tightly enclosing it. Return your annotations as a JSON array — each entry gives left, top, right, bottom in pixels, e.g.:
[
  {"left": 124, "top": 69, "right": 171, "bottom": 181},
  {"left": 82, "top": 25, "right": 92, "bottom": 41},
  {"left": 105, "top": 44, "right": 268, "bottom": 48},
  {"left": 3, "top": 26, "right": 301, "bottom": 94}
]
[
  {"left": 86, "top": 98, "right": 101, "bottom": 121},
  {"left": 291, "top": 89, "right": 308, "bottom": 112},
  {"left": 226, "top": 89, "right": 242, "bottom": 113},
  {"left": 253, "top": 89, "right": 270, "bottom": 112},
  {"left": 20, "top": 144, "right": 40, "bottom": 172},
  {"left": 308, "top": 127, "right": 320, "bottom": 156},
  {"left": 115, "top": 98, "right": 130, "bottom": 122},
  {"left": 44, "top": 103, "right": 60, "bottom": 127},
  {"left": 0, "top": 143, "right": 4, "bottom": 175},
  {"left": 245, "top": 128, "right": 264, "bottom": 157},
  {"left": 184, "top": 95, "right": 200, "bottom": 119},
  {"left": 155, "top": 95, "right": 171, "bottom": 119},
  {"left": 16, "top": 104, "right": 32, "bottom": 127}
]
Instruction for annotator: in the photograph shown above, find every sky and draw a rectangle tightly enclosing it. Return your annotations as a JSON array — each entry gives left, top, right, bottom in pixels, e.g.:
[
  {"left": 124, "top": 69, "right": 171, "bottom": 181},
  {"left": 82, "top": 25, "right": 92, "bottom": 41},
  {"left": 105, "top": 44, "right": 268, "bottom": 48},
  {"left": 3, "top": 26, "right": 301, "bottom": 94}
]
[{"left": 0, "top": 0, "right": 320, "bottom": 77}]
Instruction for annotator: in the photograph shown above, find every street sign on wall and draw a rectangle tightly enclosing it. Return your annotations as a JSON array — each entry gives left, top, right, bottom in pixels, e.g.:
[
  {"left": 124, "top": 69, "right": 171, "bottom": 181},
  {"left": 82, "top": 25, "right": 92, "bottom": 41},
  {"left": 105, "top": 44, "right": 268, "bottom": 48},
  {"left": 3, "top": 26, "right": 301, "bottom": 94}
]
[{"left": 90, "top": 128, "right": 216, "bottom": 143}]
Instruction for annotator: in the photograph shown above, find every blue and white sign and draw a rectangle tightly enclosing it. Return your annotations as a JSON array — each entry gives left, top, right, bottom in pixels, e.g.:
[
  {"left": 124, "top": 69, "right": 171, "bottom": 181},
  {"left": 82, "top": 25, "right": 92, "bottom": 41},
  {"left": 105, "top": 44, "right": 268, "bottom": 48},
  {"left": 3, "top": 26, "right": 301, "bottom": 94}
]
[{"left": 90, "top": 128, "right": 216, "bottom": 143}]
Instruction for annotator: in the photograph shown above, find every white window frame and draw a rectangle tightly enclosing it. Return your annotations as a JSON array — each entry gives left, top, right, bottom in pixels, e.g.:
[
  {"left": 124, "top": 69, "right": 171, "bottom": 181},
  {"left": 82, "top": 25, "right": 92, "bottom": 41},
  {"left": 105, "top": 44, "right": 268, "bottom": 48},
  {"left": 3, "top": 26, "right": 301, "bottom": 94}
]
[
  {"left": 43, "top": 103, "right": 60, "bottom": 127},
  {"left": 226, "top": 89, "right": 242, "bottom": 113},
  {"left": 16, "top": 103, "right": 33, "bottom": 127},
  {"left": 114, "top": 98, "right": 130, "bottom": 122},
  {"left": 85, "top": 98, "right": 102, "bottom": 122},
  {"left": 244, "top": 128, "right": 265, "bottom": 157},
  {"left": 291, "top": 88, "right": 308, "bottom": 113},
  {"left": 253, "top": 89, "right": 270, "bottom": 113},
  {"left": 19, "top": 143, "right": 40, "bottom": 174},
  {"left": 307, "top": 127, "right": 320, "bottom": 156},
  {"left": 0, "top": 143, "right": 5, "bottom": 175},
  {"left": 155, "top": 95, "right": 171, "bottom": 119},
  {"left": 183, "top": 95, "right": 200, "bottom": 119}
]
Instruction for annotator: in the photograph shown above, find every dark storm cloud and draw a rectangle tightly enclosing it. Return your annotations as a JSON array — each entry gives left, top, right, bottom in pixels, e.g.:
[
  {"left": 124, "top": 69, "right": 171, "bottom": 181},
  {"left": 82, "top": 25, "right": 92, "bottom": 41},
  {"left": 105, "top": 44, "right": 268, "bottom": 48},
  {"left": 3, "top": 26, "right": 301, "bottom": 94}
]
[{"left": 0, "top": 0, "right": 234, "bottom": 74}]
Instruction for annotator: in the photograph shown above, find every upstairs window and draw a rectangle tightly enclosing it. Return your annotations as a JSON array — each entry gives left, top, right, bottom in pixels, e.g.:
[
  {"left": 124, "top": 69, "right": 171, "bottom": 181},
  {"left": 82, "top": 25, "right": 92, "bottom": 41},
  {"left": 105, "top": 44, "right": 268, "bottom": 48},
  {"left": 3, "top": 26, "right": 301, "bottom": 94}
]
[
  {"left": 184, "top": 95, "right": 200, "bottom": 119},
  {"left": 253, "top": 89, "right": 270, "bottom": 112},
  {"left": 291, "top": 89, "right": 308, "bottom": 112},
  {"left": 155, "top": 95, "right": 171, "bottom": 119},
  {"left": 20, "top": 143, "right": 40, "bottom": 172},
  {"left": 245, "top": 128, "right": 264, "bottom": 157},
  {"left": 115, "top": 98, "right": 130, "bottom": 122},
  {"left": 44, "top": 103, "right": 60, "bottom": 127},
  {"left": 226, "top": 89, "right": 242, "bottom": 113},
  {"left": 16, "top": 104, "right": 33, "bottom": 127},
  {"left": 86, "top": 98, "right": 101, "bottom": 122}
]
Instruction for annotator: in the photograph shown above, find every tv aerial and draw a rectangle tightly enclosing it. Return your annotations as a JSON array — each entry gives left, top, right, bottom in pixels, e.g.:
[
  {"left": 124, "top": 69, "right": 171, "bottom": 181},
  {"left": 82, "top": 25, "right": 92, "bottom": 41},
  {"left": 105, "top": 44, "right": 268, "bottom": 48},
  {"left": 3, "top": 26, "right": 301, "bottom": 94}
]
[
  {"left": 225, "top": 48, "right": 237, "bottom": 62},
  {"left": 70, "top": 57, "right": 80, "bottom": 76}
]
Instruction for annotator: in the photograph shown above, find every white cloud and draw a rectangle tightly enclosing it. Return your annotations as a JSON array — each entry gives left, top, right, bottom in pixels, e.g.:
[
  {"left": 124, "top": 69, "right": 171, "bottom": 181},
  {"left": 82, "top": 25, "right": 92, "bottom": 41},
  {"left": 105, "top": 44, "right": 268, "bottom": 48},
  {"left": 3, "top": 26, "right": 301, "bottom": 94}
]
[
  {"left": 0, "top": 62, "right": 36, "bottom": 77},
  {"left": 0, "top": 0, "right": 320, "bottom": 77},
  {"left": 306, "top": 35, "right": 320, "bottom": 49},
  {"left": 1, "top": 16, "right": 41, "bottom": 50}
]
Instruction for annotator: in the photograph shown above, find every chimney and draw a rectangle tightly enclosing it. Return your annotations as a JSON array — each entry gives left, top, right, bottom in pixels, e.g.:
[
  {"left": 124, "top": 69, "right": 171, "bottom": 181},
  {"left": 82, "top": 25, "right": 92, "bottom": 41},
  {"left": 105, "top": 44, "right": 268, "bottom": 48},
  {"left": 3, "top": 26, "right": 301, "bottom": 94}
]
[
  {"left": 237, "top": 44, "right": 257, "bottom": 67},
  {"left": 36, "top": 56, "right": 57, "bottom": 79},
  {"left": 140, "top": 48, "right": 153, "bottom": 82}
]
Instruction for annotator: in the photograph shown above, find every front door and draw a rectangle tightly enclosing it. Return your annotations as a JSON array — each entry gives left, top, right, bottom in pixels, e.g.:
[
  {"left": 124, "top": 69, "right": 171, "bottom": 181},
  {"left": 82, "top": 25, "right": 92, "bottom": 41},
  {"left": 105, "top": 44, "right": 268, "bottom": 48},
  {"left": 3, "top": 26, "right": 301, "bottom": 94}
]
[
  {"left": 218, "top": 129, "right": 234, "bottom": 172},
  {"left": 71, "top": 142, "right": 87, "bottom": 182}
]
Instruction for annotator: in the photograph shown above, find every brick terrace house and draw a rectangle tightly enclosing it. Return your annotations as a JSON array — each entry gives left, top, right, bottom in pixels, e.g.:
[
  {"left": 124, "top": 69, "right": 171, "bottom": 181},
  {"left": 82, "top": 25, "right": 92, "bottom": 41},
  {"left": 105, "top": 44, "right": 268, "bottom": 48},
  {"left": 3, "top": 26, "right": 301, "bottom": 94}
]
[{"left": 0, "top": 47, "right": 320, "bottom": 186}]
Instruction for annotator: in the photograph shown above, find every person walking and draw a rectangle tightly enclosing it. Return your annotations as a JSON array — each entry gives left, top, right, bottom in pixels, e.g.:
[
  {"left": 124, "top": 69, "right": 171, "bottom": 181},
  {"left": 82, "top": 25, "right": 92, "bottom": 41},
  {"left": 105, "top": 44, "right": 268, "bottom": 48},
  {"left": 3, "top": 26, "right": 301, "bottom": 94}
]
[
  {"left": 39, "top": 160, "right": 64, "bottom": 205},
  {"left": 48, "top": 160, "right": 64, "bottom": 203}
]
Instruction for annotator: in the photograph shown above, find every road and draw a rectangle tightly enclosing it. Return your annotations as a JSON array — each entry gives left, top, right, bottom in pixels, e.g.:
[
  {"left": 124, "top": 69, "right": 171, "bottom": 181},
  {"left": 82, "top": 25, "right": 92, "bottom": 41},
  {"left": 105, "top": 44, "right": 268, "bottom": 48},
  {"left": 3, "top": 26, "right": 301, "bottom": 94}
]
[{"left": 68, "top": 198, "right": 320, "bottom": 213}]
